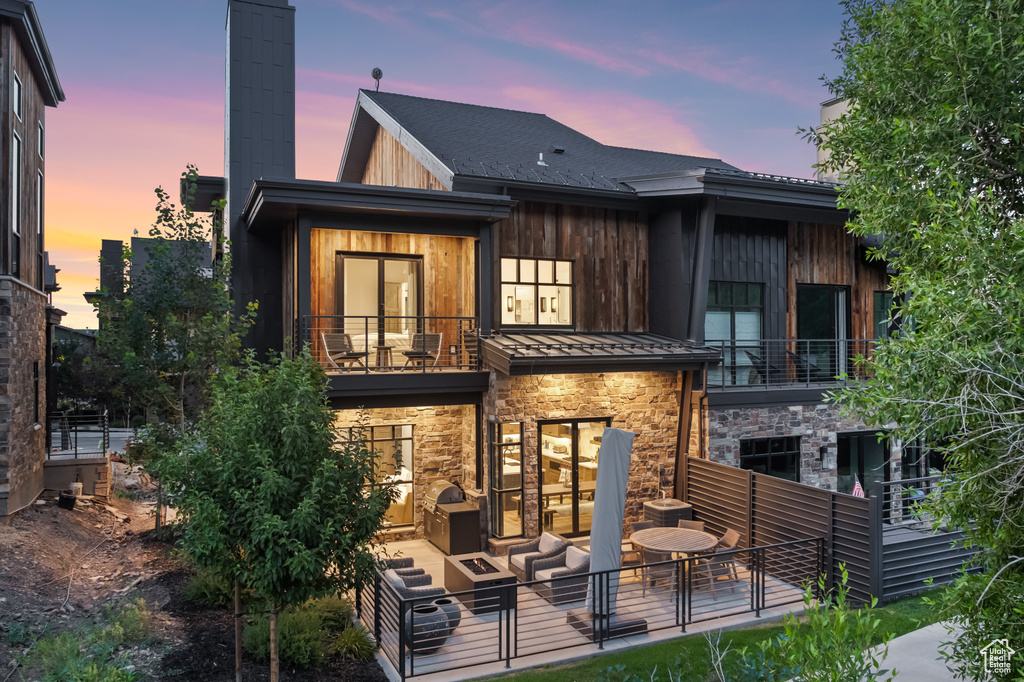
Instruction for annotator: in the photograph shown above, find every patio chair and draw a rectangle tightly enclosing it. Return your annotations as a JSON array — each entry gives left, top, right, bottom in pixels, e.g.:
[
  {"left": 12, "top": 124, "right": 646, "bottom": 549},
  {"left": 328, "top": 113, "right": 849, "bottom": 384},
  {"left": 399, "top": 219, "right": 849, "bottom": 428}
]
[
  {"left": 786, "top": 350, "right": 832, "bottom": 382},
  {"left": 641, "top": 547, "right": 677, "bottom": 597},
  {"left": 532, "top": 546, "right": 591, "bottom": 604},
  {"left": 402, "top": 333, "right": 442, "bottom": 369},
  {"left": 321, "top": 332, "right": 368, "bottom": 370},
  {"left": 383, "top": 557, "right": 425, "bottom": 579},
  {"left": 621, "top": 521, "right": 655, "bottom": 573},
  {"left": 677, "top": 519, "right": 705, "bottom": 532},
  {"left": 381, "top": 568, "right": 447, "bottom": 601},
  {"left": 693, "top": 529, "right": 741, "bottom": 599},
  {"left": 507, "top": 531, "right": 570, "bottom": 582}
]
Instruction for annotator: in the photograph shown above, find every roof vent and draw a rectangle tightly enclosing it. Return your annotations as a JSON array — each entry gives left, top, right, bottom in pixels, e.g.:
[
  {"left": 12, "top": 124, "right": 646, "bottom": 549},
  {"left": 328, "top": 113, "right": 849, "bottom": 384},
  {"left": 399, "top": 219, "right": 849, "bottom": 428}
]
[
  {"left": 537, "top": 153, "right": 549, "bottom": 167},
  {"left": 553, "top": 146, "right": 565, "bottom": 154}
]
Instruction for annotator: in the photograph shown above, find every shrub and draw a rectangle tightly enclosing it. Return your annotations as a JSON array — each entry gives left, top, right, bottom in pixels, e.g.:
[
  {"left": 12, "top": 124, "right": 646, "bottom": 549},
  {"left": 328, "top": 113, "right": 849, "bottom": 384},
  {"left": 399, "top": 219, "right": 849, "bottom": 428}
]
[
  {"left": 328, "top": 625, "right": 376, "bottom": 661},
  {"left": 5, "top": 621, "right": 27, "bottom": 646},
  {"left": 183, "top": 567, "right": 234, "bottom": 608},
  {"left": 242, "top": 596, "right": 356, "bottom": 668},
  {"left": 315, "top": 594, "right": 355, "bottom": 631},
  {"left": 107, "top": 598, "right": 152, "bottom": 645}
]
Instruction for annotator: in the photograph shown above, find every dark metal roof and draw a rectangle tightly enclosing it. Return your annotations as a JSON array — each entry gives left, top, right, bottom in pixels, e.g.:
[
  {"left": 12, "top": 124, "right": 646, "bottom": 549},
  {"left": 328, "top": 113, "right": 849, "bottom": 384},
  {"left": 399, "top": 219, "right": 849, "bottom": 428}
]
[
  {"left": 339, "top": 90, "right": 738, "bottom": 195},
  {"left": 241, "top": 178, "right": 515, "bottom": 231},
  {"left": 0, "top": 1, "right": 64, "bottom": 107},
  {"left": 481, "top": 332, "right": 720, "bottom": 375}
]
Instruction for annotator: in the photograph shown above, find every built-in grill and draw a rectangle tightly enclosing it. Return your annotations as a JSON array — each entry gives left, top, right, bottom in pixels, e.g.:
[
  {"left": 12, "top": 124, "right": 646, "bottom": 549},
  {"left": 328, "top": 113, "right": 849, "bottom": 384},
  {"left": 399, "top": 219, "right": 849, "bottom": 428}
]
[{"left": 423, "top": 480, "right": 481, "bottom": 555}]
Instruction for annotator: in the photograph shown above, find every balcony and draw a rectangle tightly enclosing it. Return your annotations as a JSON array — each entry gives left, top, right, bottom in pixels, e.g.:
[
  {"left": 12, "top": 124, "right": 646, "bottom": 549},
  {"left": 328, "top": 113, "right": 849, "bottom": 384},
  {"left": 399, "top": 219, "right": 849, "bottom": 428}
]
[
  {"left": 302, "top": 315, "right": 480, "bottom": 374},
  {"left": 706, "top": 339, "right": 876, "bottom": 390}
]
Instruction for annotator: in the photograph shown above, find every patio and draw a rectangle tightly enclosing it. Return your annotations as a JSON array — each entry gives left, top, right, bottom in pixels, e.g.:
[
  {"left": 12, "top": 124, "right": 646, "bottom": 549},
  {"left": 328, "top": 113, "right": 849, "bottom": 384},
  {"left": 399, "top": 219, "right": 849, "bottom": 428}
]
[{"left": 363, "top": 536, "right": 819, "bottom": 681}]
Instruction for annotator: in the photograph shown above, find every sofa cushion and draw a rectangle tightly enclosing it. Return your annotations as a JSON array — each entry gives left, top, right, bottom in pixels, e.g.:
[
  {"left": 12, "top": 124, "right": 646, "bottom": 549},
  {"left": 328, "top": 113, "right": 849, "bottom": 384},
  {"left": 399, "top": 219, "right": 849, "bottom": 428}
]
[
  {"left": 564, "top": 546, "right": 589, "bottom": 570},
  {"left": 510, "top": 552, "right": 531, "bottom": 571},
  {"left": 383, "top": 569, "right": 405, "bottom": 590},
  {"left": 534, "top": 566, "right": 558, "bottom": 582},
  {"left": 538, "top": 532, "right": 560, "bottom": 554}
]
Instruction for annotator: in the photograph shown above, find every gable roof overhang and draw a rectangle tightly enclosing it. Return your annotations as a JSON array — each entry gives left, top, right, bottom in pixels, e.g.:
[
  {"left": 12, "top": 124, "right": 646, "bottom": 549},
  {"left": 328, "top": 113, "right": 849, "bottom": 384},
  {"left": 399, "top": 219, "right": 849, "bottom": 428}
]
[
  {"left": 241, "top": 178, "right": 515, "bottom": 232},
  {"left": 0, "top": 1, "right": 63, "bottom": 107},
  {"left": 624, "top": 168, "right": 840, "bottom": 206},
  {"left": 481, "top": 332, "right": 720, "bottom": 376},
  {"left": 337, "top": 90, "right": 455, "bottom": 188}
]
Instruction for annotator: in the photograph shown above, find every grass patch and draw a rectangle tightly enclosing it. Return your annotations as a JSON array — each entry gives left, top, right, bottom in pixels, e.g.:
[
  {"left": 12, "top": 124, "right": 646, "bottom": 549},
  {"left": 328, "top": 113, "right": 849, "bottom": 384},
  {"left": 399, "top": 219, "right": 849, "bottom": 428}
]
[{"left": 482, "top": 592, "right": 940, "bottom": 682}]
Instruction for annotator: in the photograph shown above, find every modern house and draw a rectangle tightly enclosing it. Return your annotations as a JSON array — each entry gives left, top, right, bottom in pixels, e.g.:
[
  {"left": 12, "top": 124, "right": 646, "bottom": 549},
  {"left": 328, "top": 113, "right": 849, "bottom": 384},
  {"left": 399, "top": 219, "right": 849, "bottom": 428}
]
[
  {"left": 204, "top": 0, "right": 905, "bottom": 549},
  {"left": 0, "top": 0, "right": 65, "bottom": 516}
]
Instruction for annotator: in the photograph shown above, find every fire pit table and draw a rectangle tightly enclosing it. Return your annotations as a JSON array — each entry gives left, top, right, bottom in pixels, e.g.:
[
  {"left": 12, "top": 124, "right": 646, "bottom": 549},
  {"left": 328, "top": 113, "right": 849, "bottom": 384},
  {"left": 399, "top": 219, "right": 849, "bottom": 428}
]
[{"left": 443, "top": 553, "right": 516, "bottom": 615}]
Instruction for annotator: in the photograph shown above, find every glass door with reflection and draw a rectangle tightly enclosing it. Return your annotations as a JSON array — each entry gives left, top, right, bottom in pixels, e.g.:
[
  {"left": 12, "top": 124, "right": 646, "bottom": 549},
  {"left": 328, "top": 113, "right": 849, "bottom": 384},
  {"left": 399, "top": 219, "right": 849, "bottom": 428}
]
[{"left": 538, "top": 418, "right": 610, "bottom": 537}]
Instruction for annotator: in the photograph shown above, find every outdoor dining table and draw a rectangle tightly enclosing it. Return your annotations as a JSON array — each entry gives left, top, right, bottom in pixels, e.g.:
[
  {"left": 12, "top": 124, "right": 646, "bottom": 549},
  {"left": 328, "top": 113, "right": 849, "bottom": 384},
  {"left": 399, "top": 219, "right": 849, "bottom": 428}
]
[{"left": 629, "top": 527, "right": 719, "bottom": 555}]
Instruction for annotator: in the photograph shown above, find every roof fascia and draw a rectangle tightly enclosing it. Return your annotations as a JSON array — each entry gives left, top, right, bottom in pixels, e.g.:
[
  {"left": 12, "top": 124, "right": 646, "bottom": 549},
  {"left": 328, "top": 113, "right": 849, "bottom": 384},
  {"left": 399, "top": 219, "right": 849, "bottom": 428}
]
[
  {"left": 453, "top": 176, "right": 639, "bottom": 211},
  {"left": 0, "top": 1, "right": 63, "bottom": 106},
  {"left": 338, "top": 91, "right": 456, "bottom": 189},
  {"left": 623, "top": 170, "right": 840, "bottom": 210},
  {"left": 242, "top": 178, "right": 515, "bottom": 231}
]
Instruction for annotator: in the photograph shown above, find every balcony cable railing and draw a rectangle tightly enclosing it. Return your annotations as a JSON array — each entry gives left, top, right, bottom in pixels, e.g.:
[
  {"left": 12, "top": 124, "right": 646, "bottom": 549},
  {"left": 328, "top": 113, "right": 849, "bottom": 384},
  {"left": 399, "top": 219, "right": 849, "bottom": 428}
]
[{"left": 706, "top": 338, "right": 876, "bottom": 388}]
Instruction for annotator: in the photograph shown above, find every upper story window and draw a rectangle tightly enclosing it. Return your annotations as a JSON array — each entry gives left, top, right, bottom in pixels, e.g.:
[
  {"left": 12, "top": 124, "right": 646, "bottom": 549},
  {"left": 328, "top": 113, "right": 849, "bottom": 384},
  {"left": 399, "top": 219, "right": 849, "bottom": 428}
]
[
  {"left": 500, "top": 257, "right": 573, "bottom": 327},
  {"left": 38, "top": 122, "right": 44, "bottom": 159},
  {"left": 11, "top": 133, "right": 22, "bottom": 279},
  {"left": 874, "top": 291, "right": 894, "bottom": 339},
  {"left": 706, "top": 281, "right": 763, "bottom": 386},
  {"left": 12, "top": 72, "right": 22, "bottom": 121}
]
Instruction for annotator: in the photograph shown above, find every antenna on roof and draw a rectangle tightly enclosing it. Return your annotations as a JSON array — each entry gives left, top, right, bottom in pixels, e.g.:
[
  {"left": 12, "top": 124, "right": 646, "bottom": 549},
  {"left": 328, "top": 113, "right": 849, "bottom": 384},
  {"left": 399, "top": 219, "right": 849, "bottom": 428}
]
[{"left": 371, "top": 67, "right": 383, "bottom": 92}]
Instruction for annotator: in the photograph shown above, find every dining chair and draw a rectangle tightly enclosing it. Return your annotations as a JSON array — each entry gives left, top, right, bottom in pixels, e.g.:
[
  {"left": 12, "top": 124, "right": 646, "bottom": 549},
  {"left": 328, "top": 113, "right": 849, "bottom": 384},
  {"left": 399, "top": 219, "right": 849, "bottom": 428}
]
[
  {"left": 621, "top": 521, "right": 656, "bottom": 574},
  {"left": 694, "top": 528, "right": 741, "bottom": 599},
  {"left": 641, "top": 547, "right": 676, "bottom": 597},
  {"left": 677, "top": 519, "right": 705, "bottom": 532}
]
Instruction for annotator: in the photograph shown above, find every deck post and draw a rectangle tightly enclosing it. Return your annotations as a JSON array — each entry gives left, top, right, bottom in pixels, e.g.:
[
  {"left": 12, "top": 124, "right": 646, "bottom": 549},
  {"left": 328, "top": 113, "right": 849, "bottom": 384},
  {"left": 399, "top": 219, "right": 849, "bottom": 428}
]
[{"left": 868, "top": 481, "right": 884, "bottom": 600}]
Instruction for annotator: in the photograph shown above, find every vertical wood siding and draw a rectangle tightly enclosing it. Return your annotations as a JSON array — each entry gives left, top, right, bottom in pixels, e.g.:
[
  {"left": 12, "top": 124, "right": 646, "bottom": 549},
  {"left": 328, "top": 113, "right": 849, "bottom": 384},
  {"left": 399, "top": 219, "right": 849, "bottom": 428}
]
[
  {"left": 786, "top": 222, "right": 889, "bottom": 340},
  {"left": 711, "top": 215, "right": 788, "bottom": 340},
  {"left": 4, "top": 24, "right": 46, "bottom": 285},
  {"left": 308, "top": 228, "right": 475, "bottom": 319},
  {"left": 495, "top": 201, "right": 648, "bottom": 333},
  {"left": 360, "top": 126, "right": 449, "bottom": 191}
]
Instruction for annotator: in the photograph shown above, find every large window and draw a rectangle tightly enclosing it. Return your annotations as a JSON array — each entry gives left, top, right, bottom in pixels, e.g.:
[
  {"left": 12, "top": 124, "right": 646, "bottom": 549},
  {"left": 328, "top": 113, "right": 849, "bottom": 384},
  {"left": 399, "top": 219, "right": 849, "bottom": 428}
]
[
  {"left": 12, "top": 72, "right": 22, "bottom": 121},
  {"left": 705, "top": 281, "right": 763, "bottom": 386},
  {"left": 500, "top": 257, "right": 573, "bottom": 327},
  {"left": 342, "top": 424, "right": 414, "bottom": 528},
  {"left": 488, "top": 422, "right": 523, "bottom": 538},
  {"left": 874, "top": 291, "right": 894, "bottom": 339},
  {"left": 739, "top": 436, "right": 800, "bottom": 482},
  {"left": 837, "top": 431, "right": 889, "bottom": 496},
  {"left": 796, "top": 284, "right": 850, "bottom": 380},
  {"left": 11, "top": 133, "right": 21, "bottom": 278}
]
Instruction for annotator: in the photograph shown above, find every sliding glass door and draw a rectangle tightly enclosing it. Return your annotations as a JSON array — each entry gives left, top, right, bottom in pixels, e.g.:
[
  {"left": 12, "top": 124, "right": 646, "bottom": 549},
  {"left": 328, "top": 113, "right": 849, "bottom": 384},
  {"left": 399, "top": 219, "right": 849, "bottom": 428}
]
[
  {"left": 335, "top": 253, "right": 422, "bottom": 360},
  {"left": 538, "top": 418, "right": 610, "bottom": 537},
  {"left": 796, "top": 284, "right": 850, "bottom": 380}
]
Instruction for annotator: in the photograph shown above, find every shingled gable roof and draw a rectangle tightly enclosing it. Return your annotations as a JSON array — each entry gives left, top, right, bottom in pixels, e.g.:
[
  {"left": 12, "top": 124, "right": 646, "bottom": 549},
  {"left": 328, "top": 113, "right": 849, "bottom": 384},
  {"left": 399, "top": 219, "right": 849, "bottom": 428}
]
[{"left": 338, "top": 89, "right": 739, "bottom": 195}]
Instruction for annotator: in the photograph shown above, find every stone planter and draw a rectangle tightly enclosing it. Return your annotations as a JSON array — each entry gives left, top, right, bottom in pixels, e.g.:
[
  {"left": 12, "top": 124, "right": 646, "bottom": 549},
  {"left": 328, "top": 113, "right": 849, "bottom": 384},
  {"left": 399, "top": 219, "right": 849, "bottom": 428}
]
[
  {"left": 405, "top": 605, "right": 452, "bottom": 655},
  {"left": 431, "top": 597, "right": 462, "bottom": 630}
]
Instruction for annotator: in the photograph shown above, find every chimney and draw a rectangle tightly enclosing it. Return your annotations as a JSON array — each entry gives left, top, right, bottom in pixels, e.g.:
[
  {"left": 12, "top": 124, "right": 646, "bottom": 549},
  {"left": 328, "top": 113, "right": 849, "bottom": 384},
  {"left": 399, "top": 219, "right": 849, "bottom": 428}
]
[{"left": 225, "top": 0, "right": 295, "bottom": 356}]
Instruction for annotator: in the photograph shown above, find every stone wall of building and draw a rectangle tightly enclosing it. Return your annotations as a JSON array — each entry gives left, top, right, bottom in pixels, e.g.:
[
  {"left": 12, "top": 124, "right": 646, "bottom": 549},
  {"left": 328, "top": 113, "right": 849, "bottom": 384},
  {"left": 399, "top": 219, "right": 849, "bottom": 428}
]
[
  {"left": 484, "top": 371, "right": 682, "bottom": 538},
  {"left": 705, "top": 403, "right": 898, "bottom": 491},
  {"left": 0, "top": 279, "right": 48, "bottom": 516},
  {"left": 332, "top": 405, "right": 475, "bottom": 541}
]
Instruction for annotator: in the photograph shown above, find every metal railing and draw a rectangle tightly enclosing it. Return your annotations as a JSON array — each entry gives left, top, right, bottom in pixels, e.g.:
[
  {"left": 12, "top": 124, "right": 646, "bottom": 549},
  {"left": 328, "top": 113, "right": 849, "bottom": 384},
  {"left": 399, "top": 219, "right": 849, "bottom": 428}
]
[
  {"left": 48, "top": 411, "right": 109, "bottom": 460},
  {"left": 706, "top": 339, "right": 876, "bottom": 389},
  {"left": 301, "top": 315, "right": 480, "bottom": 373},
  {"left": 358, "top": 537, "right": 823, "bottom": 680}
]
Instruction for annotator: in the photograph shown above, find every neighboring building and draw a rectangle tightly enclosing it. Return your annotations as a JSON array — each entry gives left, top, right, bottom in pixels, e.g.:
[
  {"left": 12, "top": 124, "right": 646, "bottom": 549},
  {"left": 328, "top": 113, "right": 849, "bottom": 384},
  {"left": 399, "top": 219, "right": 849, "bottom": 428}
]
[
  {"left": 204, "top": 0, "right": 901, "bottom": 548},
  {"left": 816, "top": 97, "right": 849, "bottom": 182},
  {"left": 0, "top": 0, "right": 65, "bottom": 516}
]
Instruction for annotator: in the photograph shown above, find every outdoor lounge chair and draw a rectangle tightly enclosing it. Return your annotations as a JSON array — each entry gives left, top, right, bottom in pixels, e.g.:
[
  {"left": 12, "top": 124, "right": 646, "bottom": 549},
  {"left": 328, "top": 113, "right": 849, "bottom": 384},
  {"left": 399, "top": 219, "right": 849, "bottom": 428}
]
[
  {"left": 321, "top": 332, "right": 368, "bottom": 370},
  {"left": 507, "top": 531, "right": 570, "bottom": 582},
  {"left": 380, "top": 568, "right": 447, "bottom": 601},
  {"left": 693, "top": 528, "right": 741, "bottom": 598},
  {"left": 744, "top": 349, "right": 785, "bottom": 384},
  {"left": 786, "top": 350, "right": 833, "bottom": 382},
  {"left": 532, "top": 545, "right": 591, "bottom": 604},
  {"left": 402, "top": 333, "right": 442, "bottom": 368}
]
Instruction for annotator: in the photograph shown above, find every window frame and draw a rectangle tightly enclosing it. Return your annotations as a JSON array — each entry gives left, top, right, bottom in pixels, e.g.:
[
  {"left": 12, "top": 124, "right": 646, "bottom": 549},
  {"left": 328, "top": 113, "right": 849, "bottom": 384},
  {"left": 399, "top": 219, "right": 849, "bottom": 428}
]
[
  {"left": 488, "top": 421, "right": 524, "bottom": 539},
  {"left": 12, "top": 71, "right": 22, "bottom": 121},
  {"left": 499, "top": 256, "right": 575, "bottom": 329},
  {"left": 11, "top": 133, "right": 22, "bottom": 279},
  {"left": 873, "top": 290, "right": 895, "bottom": 340},
  {"left": 705, "top": 280, "right": 764, "bottom": 387},
  {"left": 738, "top": 435, "right": 801, "bottom": 482},
  {"left": 38, "top": 121, "right": 44, "bottom": 160},
  {"left": 343, "top": 424, "right": 415, "bottom": 528}
]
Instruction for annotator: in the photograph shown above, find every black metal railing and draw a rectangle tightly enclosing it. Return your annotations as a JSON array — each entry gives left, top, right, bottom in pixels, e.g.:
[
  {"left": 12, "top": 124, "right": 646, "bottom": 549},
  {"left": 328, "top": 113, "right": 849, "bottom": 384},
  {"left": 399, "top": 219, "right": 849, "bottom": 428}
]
[
  {"left": 301, "top": 315, "right": 480, "bottom": 373},
  {"left": 877, "top": 475, "right": 945, "bottom": 529},
  {"left": 707, "top": 339, "right": 876, "bottom": 389},
  {"left": 358, "top": 537, "right": 823, "bottom": 680},
  {"left": 48, "top": 411, "right": 109, "bottom": 460}
]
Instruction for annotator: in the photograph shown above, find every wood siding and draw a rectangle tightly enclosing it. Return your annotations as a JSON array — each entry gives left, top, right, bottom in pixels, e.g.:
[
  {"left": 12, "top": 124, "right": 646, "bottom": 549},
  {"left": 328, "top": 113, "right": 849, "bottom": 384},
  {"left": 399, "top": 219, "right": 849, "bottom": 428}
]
[
  {"left": 786, "top": 222, "right": 888, "bottom": 340},
  {"left": 360, "top": 126, "right": 449, "bottom": 191},
  {"left": 496, "top": 201, "right": 647, "bottom": 333},
  {"left": 309, "top": 228, "right": 475, "bottom": 319},
  {"left": 3, "top": 24, "right": 46, "bottom": 286}
]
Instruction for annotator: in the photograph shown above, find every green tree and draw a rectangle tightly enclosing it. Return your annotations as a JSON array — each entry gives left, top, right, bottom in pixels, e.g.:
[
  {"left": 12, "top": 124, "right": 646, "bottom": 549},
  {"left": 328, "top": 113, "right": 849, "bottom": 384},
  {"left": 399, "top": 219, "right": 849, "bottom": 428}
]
[
  {"left": 814, "top": 1, "right": 1024, "bottom": 678},
  {"left": 93, "top": 165, "right": 255, "bottom": 525},
  {"left": 165, "top": 350, "right": 396, "bottom": 681}
]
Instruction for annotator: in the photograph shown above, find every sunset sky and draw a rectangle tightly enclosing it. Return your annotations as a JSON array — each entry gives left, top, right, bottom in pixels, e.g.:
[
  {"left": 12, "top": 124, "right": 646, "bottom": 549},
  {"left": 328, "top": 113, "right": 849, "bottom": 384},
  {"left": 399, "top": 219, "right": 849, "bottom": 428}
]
[{"left": 37, "top": 0, "right": 847, "bottom": 329}]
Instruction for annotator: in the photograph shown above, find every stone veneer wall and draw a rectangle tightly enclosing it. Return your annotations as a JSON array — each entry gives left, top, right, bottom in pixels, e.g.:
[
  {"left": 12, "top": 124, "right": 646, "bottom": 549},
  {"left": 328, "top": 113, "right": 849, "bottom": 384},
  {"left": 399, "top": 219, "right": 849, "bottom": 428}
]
[
  {"left": 332, "top": 405, "right": 475, "bottom": 541},
  {"left": 484, "top": 371, "right": 682, "bottom": 538},
  {"left": 705, "top": 403, "right": 900, "bottom": 491},
  {"left": 0, "top": 279, "right": 47, "bottom": 516}
]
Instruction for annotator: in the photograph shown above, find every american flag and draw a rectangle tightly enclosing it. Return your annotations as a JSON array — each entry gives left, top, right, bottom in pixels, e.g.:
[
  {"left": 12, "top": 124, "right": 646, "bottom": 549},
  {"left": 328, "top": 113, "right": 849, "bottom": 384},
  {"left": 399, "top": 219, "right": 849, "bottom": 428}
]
[{"left": 851, "top": 475, "right": 865, "bottom": 498}]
